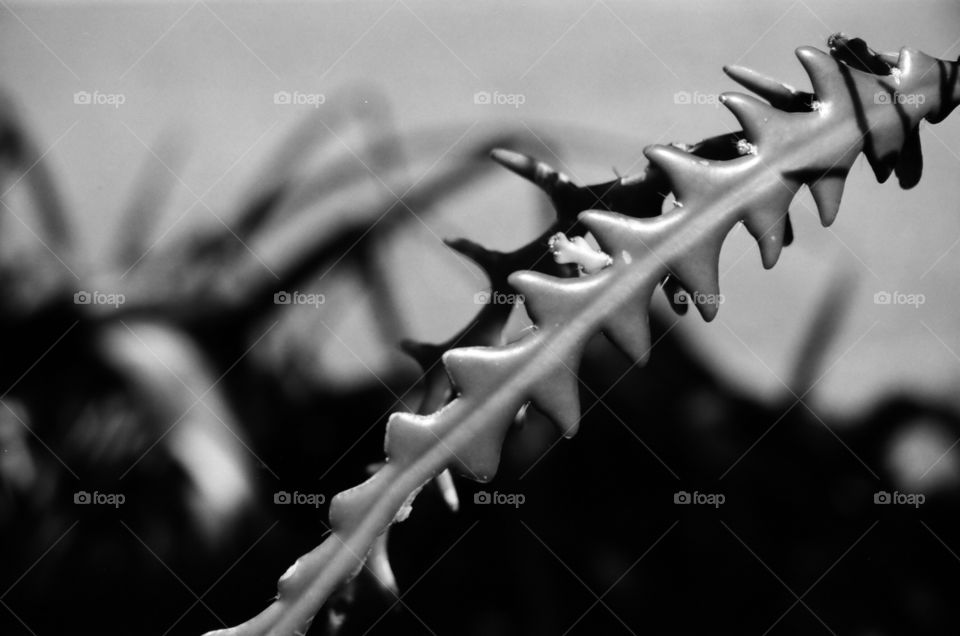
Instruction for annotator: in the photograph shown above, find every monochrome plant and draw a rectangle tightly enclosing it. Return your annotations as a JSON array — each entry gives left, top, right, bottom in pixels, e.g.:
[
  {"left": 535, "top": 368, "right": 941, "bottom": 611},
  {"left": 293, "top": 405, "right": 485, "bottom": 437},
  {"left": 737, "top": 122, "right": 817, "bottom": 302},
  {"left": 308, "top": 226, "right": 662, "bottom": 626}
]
[{"left": 208, "top": 34, "right": 960, "bottom": 636}]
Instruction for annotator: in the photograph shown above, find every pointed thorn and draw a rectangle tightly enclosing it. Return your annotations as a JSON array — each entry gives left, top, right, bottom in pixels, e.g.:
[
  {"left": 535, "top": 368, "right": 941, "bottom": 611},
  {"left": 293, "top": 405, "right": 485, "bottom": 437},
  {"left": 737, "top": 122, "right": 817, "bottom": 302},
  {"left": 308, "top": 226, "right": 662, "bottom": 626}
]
[
  {"left": 783, "top": 214, "right": 795, "bottom": 246},
  {"left": 509, "top": 269, "right": 604, "bottom": 327},
  {"left": 895, "top": 47, "right": 932, "bottom": 81},
  {"left": 808, "top": 176, "right": 846, "bottom": 227},
  {"left": 368, "top": 533, "right": 399, "bottom": 596},
  {"left": 662, "top": 277, "right": 689, "bottom": 316},
  {"left": 697, "top": 297, "right": 721, "bottom": 322},
  {"left": 531, "top": 393, "right": 580, "bottom": 438},
  {"left": 796, "top": 46, "right": 842, "bottom": 103},
  {"left": 384, "top": 411, "right": 437, "bottom": 465},
  {"left": 723, "top": 65, "right": 807, "bottom": 111},
  {"left": 895, "top": 128, "right": 923, "bottom": 189},
  {"left": 445, "top": 238, "right": 502, "bottom": 277},
  {"left": 741, "top": 208, "right": 789, "bottom": 269},
  {"left": 578, "top": 210, "right": 666, "bottom": 271},
  {"left": 442, "top": 348, "right": 491, "bottom": 396},
  {"left": 578, "top": 210, "right": 626, "bottom": 253},
  {"left": 490, "top": 148, "right": 569, "bottom": 195},
  {"left": 513, "top": 401, "right": 531, "bottom": 429},
  {"left": 602, "top": 306, "right": 652, "bottom": 365},
  {"left": 490, "top": 148, "right": 538, "bottom": 181},
  {"left": 528, "top": 366, "right": 582, "bottom": 438},
  {"left": 720, "top": 92, "right": 781, "bottom": 145},
  {"left": 442, "top": 345, "right": 526, "bottom": 400},
  {"left": 669, "top": 247, "right": 723, "bottom": 322},
  {"left": 757, "top": 235, "right": 783, "bottom": 270},
  {"left": 642, "top": 145, "right": 711, "bottom": 203},
  {"left": 435, "top": 469, "right": 460, "bottom": 512},
  {"left": 508, "top": 271, "right": 562, "bottom": 325}
]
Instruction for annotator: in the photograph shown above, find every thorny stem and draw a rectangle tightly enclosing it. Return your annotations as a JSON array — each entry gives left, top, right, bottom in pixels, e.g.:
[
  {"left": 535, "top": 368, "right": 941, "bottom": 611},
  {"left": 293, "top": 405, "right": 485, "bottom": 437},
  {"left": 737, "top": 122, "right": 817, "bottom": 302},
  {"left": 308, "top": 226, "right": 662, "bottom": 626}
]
[{"left": 207, "top": 39, "right": 960, "bottom": 636}]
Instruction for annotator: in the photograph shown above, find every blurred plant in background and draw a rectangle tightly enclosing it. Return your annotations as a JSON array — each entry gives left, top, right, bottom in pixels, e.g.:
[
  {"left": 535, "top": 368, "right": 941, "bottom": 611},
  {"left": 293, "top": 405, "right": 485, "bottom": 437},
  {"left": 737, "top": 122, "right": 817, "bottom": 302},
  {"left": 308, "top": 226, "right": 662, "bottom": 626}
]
[{"left": 2, "top": 20, "right": 960, "bottom": 636}]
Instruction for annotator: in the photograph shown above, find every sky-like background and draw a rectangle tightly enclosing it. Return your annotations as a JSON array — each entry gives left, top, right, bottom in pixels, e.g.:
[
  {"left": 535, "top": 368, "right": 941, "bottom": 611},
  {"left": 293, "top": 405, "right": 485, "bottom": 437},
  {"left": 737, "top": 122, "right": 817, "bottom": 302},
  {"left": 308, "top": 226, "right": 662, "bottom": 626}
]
[{"left": 2, "top": 0, "right": 960, "bottom": 416}]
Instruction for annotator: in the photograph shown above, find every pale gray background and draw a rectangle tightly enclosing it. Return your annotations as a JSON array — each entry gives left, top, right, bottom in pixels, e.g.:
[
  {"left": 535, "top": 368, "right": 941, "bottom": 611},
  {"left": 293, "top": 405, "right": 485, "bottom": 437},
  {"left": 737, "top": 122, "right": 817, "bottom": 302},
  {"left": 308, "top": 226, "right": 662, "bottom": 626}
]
[{"left": 2, "top": 0, "right": 959, "bottom": 418}]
